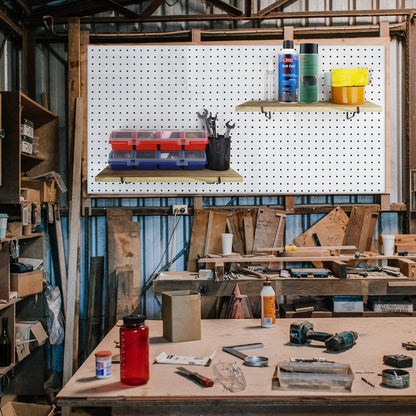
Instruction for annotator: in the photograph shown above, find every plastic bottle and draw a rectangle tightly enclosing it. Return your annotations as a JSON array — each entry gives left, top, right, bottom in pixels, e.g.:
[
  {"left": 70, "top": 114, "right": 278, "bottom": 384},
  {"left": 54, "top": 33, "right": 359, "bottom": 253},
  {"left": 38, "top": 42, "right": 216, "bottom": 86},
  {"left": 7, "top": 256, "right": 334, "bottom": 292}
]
[
  {"left": 278, "top": 40, "right": 299, "bottom": 103},
  {"left": 264, "top": 60, "right": 276, "bottom": 101},
  {"left": 0, "top": 317, "right": 11, "bottom": 367},
  {"left": 260, "top": 281, "right": 276, "bottom": 328},
  {"left": 299, "top": 43, "right": 319, "bottom": 104},
  {"left": 120, "top": 314, "right": 149, "bottom": 385}
]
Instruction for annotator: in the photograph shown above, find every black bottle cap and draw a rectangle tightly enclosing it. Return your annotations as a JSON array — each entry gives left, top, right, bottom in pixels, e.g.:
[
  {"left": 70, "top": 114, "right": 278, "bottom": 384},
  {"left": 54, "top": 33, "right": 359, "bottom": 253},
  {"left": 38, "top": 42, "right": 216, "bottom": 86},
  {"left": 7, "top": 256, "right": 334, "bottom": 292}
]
[
  {"left": 300, "top": 43, "right": 318, "bottom": 54},
  {"left": 283, "top": 40, "right": 294, "bottom": 49},
  {"left": 123, "top": 314, "right": 145, "bottom": 324}
]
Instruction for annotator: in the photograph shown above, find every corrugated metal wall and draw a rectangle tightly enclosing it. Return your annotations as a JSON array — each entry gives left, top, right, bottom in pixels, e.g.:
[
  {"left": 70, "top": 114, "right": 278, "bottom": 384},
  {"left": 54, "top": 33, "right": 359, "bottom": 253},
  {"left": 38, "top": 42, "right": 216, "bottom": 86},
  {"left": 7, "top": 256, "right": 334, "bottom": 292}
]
[{"left": 1, "top": 0, "right": 413, "bottom": 364}]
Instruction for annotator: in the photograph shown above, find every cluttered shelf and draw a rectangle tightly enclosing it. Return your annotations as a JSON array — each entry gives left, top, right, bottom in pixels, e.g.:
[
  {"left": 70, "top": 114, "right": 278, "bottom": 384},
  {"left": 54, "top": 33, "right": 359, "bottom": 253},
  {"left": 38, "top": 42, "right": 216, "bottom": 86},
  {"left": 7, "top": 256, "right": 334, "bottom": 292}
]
[
  {"left": 235, "top": 100, "right": 383, "bottom": 113},
  {"left": 95, "top": 165, "right": 243, "bottom": 183}
]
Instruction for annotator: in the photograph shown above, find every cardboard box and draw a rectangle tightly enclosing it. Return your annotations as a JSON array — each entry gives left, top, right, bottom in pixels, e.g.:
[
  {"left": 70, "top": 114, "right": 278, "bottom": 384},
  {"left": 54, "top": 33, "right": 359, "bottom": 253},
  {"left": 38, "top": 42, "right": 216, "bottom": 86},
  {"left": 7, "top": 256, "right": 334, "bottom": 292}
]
[
  {"left": 20, "top": 179, "right": 57, "bottom": 203},
  {"left": 21, "top": 188, "right": 41, "bottom": 203},
  {"left": 15, "top": 320, "right": 48, "bottom": 361},
  {"left": 162, "top": 290, "right": 201, "bottom": 342},
  {"left": 333, "top": 296, "right": 364, "bottom": 313},
  {"left": 10, "top": 270, "right": 43, "bottom": 297},
  {"left": 0, "top": 401, "right": 54, "bottom": 416},
  {"left": 7, "top": 222, "right": 22, "bottom": 237}
]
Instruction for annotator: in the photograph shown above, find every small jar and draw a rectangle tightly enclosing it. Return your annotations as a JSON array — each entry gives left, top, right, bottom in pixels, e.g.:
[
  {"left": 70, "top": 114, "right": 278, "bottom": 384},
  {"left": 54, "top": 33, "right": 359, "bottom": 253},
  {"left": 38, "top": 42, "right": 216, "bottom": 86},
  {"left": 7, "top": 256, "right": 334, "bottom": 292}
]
[
  {"left": 95, "top": 350, "right": 112, "bottom": 379},
  {"left": 120, "top": 314, "right": 149, "bottom": 386}
]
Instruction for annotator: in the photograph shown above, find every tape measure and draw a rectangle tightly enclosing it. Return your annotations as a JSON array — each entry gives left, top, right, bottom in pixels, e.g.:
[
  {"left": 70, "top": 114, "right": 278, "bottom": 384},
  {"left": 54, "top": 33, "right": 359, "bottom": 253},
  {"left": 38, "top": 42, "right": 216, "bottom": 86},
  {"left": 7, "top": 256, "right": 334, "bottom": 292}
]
[{"left": 381, "top": 369, "right": 410, "bottom": 389}]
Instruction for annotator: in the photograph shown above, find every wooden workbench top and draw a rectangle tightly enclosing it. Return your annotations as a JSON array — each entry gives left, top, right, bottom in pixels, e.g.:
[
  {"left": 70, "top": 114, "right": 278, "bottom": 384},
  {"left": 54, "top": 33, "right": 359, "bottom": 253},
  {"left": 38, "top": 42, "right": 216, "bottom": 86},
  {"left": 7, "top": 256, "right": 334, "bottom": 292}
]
[{"left": 58, "top": 318, "right": 416, "bottom": 407}]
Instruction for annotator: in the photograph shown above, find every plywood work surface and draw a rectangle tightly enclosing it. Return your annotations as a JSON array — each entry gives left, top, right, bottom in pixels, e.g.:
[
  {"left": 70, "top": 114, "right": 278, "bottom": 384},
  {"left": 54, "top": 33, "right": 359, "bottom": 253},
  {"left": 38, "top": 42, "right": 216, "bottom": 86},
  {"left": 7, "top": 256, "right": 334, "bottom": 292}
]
[{"left": 58, "top": 318, "right": 416, "bottom": 407}]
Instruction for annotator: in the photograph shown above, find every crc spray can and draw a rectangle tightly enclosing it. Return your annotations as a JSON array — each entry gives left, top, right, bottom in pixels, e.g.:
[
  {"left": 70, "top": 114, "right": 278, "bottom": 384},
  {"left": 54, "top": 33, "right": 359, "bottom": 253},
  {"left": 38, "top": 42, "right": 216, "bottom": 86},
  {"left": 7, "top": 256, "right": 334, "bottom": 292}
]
[
  {"left": 278, "top": 40, "right": 298, "bottom": 103},
  {"left": 299, "top": 43, "right": 318, "bottom": 104}
]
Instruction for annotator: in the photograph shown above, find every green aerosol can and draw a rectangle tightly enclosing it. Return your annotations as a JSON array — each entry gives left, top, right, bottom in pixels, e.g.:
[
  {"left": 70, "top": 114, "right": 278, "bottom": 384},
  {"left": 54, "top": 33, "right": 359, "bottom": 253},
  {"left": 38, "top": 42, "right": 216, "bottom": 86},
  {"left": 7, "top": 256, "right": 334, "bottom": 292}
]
[{"left": 299, "top": 43, "right": 318, "bottom": 104}]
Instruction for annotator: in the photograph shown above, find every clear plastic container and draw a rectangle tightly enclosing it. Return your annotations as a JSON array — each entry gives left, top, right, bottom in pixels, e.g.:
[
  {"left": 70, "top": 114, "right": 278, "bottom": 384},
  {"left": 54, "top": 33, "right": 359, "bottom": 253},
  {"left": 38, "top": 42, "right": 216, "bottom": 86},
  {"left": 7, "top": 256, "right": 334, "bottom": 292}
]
[
  {"left": 158, "top": 150, "right": 182, "bottom": 170},
  {"left": 120, "top": 314, "right": 149, "bottom": 386},
  {"left": 134, "top": 151, "right": 158, "bottom": 170},
  {"left": 109, "top": 129, "right": 137, "bottom": 150},
  {"left": 277, "top": 361, "right": 354, "bottom": 391},
  {"left": 182, "top": 150, "right": 207, "bottom": 170},
  {"left": 108, "top": 150, "right": 135, "bottom": 170}
]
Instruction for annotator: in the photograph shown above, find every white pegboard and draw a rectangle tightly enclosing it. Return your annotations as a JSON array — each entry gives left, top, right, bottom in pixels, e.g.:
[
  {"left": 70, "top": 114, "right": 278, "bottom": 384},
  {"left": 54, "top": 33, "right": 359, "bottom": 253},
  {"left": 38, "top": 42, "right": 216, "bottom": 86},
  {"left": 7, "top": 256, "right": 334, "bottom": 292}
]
[{"left": 87, "top": 44, "right": 385, "bottom": 195}]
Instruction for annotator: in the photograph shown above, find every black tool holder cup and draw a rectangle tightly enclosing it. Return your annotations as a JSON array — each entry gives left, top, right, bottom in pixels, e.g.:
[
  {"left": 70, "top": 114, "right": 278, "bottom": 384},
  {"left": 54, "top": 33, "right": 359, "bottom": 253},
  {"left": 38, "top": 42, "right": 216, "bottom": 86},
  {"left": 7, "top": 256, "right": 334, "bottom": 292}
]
[{"left": 206, "top": 135, "right": 230, "bottom": 171}]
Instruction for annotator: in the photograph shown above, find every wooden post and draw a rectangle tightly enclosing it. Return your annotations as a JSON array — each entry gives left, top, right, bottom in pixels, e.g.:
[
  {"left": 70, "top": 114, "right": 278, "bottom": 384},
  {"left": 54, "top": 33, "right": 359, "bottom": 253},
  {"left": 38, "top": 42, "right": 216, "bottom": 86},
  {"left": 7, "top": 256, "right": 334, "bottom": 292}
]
[
  {"left": 63, "top": 97, "right": 83, "bottom": 385},
  {"left": 68, "top": 17, "right": 81, "bottom": 198},
  {"left": 22, "top": 26, "right": 36, "bottom": 99},
  {"left": 80, "top": 31, "right": 90, "bottom": 197},
  {"left": 405, "top": 17, "right": 416, "bottom": 232}
]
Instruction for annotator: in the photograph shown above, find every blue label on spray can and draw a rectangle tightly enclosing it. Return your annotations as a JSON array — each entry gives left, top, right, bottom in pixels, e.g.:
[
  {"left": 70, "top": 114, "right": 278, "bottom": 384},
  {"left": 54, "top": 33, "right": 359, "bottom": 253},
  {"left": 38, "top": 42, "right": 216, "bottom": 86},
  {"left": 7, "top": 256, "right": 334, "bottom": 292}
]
[{"left": 278, "top": 53, "right": 298, "bottom": 103}]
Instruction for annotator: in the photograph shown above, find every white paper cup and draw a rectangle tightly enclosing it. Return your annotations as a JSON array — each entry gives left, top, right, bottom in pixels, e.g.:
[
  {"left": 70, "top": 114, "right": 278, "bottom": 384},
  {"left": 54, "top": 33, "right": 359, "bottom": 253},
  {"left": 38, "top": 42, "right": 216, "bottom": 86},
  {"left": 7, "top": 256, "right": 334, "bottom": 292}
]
[
  {"left": 382, "top": 234, "right": 395, "bottom": 256},
  {"left": 221, "top": 233, "right": 233, "bottom": 255},
  {"left": 0, "top": 214, "right": 8, "bottom": 239}
]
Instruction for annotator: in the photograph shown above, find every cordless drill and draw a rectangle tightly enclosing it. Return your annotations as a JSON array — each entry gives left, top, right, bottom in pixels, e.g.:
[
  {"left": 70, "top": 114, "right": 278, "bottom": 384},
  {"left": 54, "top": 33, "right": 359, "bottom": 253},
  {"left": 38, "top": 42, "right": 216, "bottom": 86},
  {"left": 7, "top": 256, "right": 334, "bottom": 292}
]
[{"left": 289, "top": 320, "right": 358, "bottom": 352}]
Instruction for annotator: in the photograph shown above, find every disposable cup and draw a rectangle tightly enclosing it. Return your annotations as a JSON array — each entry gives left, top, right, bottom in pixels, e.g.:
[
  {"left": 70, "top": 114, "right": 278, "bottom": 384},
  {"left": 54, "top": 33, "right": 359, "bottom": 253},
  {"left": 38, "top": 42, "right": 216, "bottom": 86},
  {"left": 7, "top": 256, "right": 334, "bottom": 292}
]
[
  {"left": 221, "top": 233, "right": 233, "bottom": 255},
  {"left": 0, "top": 214, "right": 8, "bottom": 239},
  {"left": 381, "top": 234, "right": 395, "bottom": 256}
]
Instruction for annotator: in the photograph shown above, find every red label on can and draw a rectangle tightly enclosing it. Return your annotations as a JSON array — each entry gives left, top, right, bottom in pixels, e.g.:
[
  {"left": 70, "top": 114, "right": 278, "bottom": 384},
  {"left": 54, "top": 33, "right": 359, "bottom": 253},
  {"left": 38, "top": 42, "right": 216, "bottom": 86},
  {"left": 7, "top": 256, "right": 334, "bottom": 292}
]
[{"left": 282, "top": 57, "right": 294, "bottom": 63}]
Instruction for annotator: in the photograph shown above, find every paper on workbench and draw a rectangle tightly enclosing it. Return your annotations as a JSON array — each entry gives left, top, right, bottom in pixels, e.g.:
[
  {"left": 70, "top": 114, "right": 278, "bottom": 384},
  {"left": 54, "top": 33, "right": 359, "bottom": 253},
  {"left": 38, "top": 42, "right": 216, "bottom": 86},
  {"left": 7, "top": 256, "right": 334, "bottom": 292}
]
[{"left": 155, "top": 351, "right": 216, "bottom": 366}]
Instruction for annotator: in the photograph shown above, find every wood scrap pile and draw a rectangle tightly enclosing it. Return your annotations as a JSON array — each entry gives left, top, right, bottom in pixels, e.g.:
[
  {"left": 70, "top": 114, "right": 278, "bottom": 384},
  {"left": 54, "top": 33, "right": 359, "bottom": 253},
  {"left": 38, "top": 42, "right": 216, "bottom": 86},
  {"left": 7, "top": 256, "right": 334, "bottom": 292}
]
[{"left": 187, "top": 207, "right": 286, "bottom": 272}]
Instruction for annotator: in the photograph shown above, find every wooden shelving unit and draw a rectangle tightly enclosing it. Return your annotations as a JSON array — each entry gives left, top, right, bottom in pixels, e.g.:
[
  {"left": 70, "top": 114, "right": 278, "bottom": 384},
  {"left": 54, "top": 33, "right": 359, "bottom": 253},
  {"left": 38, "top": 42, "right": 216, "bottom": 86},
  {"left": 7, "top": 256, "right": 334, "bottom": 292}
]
[
  {"left": 95, "top": 165, "right": 243, "bottom": 183},
  {"left": 235, "top": 100, "right": 383, "bottom": 113},
  {"left": 0, "top": 91, "right": 58, "bottom": 204}
]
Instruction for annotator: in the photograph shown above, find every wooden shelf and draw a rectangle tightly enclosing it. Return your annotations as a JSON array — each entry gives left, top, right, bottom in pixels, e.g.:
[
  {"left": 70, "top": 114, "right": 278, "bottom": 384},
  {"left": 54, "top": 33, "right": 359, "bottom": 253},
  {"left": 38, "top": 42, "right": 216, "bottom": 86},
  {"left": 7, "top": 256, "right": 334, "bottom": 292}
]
[
  {"left": 95, "top": 165, "right": 243, "bottom": 183},
  {"left": 235, "top": 100, "right": 383, "bottom": 113},
  {"left": 0, "top": 233, "right": 43, "bottom": 243}
]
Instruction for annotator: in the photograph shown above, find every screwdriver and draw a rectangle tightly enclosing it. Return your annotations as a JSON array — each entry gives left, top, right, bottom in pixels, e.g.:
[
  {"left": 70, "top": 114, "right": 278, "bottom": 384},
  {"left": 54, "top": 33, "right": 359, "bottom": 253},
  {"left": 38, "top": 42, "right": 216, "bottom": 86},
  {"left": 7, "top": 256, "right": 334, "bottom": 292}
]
[{"left": 176, "top": 367, "right": 214, "bottom": 387}]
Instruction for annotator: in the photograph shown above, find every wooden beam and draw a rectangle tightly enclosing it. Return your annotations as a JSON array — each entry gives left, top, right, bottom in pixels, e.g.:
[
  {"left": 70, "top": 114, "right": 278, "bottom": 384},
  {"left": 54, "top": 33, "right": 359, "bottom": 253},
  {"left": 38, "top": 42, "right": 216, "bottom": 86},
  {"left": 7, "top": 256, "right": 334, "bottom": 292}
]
[
  {"left": 80, "top": 30, "right": 89, "bottom": 198},
  {"left": 244, "top": 0, "right": 252, "bottom": 17},
  {"left": 257, "top": 0, "right": 298, "bottom": 17},
  {"left": 100, "top": 0, "right": 140, "bottom": 18},
  {"left": 15, "top": 0, "right": 32, "bottom": 15},
  {"left": 141, "top": 0, "right": 165, "bottom": 19},
  {"left": 22, "top": 26, "right": 36, "bottom": 99},
  {"left": 192, "top": 28, "right": 201, "bottom": 43},
  {"left": 0, "top": 10, "right": 23, "bottom": 37},
  {"left": 68, "top": 17, "right": 81, "bottom": 200},
  {"left": 203, "top": 0, "right": 243, "bottom": 17},
  {"left": 405, "top": 16, "right": 416, "bottom": 233},
  {"left": 63, "top": 97, "right": 84, "bottom": 385}
]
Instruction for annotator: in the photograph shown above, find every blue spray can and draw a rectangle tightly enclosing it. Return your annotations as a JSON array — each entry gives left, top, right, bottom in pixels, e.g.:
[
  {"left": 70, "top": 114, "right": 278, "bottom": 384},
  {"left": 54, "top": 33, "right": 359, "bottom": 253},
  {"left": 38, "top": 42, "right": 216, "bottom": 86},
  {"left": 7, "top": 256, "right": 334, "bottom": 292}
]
[{"left": 278, "top": 40, "right": 298, "bottom": 103}]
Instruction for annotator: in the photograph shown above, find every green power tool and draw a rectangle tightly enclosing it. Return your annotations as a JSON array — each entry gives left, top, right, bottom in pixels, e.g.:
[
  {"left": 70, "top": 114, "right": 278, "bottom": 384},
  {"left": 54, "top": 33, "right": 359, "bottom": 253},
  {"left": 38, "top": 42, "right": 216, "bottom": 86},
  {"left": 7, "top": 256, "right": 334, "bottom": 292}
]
[{"left": 290, "top": 320, "right": 358, "bottom": 352}]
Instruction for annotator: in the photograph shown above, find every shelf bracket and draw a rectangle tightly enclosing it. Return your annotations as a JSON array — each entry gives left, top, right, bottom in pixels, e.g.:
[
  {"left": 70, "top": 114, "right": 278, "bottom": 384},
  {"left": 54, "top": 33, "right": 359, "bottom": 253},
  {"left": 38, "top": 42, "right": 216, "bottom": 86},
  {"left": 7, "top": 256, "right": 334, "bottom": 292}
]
[
  {"left": 346, "top": 106, "right": 360, "bottom": 120},
  {"left": 261, "top": 106, "right": 272, "bottom": 120}
]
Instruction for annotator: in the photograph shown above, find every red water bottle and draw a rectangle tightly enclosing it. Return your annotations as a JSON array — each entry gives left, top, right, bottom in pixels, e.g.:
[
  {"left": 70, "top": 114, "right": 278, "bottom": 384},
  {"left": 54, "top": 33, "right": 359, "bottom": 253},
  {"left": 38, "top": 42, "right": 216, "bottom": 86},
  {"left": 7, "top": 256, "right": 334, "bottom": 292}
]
[{"left": 120, "top": 314, "right": 149, "bottom": 385}]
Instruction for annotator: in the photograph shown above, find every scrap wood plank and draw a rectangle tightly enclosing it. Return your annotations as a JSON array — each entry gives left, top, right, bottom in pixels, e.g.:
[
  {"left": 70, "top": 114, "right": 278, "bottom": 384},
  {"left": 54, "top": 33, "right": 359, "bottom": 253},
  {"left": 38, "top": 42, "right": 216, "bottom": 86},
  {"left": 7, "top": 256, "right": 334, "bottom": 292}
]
[
  {"left": 187, "top": 209, "right": 228, "bottom": 271},
  {"left": 295, "top": 206, "right": 349, "bottom": 248},
  {"left": 87, "top": 256, "right": 104, "bottom": 356},
  {"left": 253, "top": 208, "right": 286, "bottom": 268},
  {"left": 295, "top": 206, "right": 349, "bottom": 268},
  {"left": 226, "top": 209, "right": 258, "bottom": 255},
  {"left": 343, "top": 205, "right": 379, "bottom": 253},
  {"left": 253, "top": 208, "right": 286, "bottom": 251},
  {"left": 63, "top": 97, "right": 83, "bottom": 386},
  {"left": 116, "top": 266, "right": 135, "bottom": 321},
  {"left": 107, "top": 209, "right": 141, "bottom": 332},
  {"left": 394, "top": 235, "right": 416, "bottom": 253}
]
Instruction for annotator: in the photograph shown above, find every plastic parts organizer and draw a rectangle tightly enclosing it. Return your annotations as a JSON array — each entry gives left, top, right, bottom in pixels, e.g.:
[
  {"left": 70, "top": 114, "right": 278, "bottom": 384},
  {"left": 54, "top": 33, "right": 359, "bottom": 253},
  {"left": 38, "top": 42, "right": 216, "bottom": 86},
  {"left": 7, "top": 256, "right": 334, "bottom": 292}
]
[
  {"left": 109, "top": 150, "right": 207, "bottom": 170},
  {"left": 109, "top": 129, "right": 208, "bottom": 151}
]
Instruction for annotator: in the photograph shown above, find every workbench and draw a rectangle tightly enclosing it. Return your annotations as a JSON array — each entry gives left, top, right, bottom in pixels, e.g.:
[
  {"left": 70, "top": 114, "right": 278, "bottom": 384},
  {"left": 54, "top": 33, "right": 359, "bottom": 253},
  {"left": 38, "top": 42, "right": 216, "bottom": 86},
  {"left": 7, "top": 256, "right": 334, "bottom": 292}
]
[{"left": 58, "top": 318, "right": 416, "bottom": 415}]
